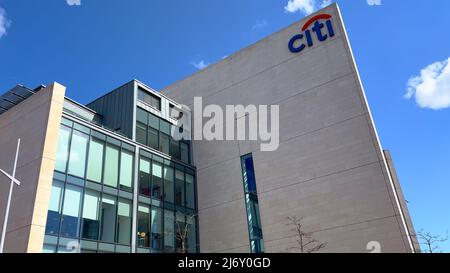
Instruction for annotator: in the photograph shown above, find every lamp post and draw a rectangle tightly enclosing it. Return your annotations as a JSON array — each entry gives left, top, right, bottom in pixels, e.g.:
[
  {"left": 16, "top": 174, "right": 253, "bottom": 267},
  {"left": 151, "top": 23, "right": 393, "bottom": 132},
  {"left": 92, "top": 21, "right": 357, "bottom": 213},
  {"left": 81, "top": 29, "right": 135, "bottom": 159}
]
[{"left": 0, "top": 139, "right": 21, "bottom": 253}]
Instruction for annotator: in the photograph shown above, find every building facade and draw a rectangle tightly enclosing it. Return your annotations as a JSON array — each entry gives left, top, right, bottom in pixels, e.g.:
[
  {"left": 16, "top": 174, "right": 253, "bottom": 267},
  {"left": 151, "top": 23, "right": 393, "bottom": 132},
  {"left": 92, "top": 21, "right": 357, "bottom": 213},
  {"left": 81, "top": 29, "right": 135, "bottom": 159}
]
[
  {"left": 162, "top": 3, "right": 419, "bottom": 253},
  {"left": 0, "top": 81, "right": 198, "bottom": 253},
  {"left": 0, "top": 3, "right": 418, "bottom": 253}
]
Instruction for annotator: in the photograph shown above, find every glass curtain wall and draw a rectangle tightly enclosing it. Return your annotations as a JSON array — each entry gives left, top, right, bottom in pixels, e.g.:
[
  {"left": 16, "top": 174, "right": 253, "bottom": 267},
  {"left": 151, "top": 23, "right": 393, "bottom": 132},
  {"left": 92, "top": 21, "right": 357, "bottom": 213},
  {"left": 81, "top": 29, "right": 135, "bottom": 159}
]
[
  {"left": 135, "top": 107, "right": 190, "bottom": 164},
  {"left": 44, "top": 119, "right": 135, "bottom": 253},
  {"left": 45, "top": 117, "right": 197, "bottom": 253},
  {"left": 137, "top": 151, "right": 197, "bottom": 253}
]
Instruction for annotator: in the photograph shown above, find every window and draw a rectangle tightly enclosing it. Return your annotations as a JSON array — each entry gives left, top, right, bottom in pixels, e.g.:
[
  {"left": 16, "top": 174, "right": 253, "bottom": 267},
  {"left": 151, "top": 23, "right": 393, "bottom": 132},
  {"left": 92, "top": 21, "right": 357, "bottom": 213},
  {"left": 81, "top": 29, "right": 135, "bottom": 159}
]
[
  {"left": 46, "top": 120, "right": 145, "bottom": 252},
  {"left": 136, "top": 122, "right": 147, "bottom": 146},
  {"left": 100, "top": 195, "right": 116, "bottom": 243},
  {"left": 137, "top": 205, "right": 150, "bottom": 248},
  {"left": 147, "top": 127, "right": 159, "bottom": 150},
  {"left": 117, "top": 199, "right": 132, "bottom": 245},
  {"left": 136, "top": 107, "right": 148, "bottom": 124},
  {"left": 138, "top": 88, "right": 161, "bottom": 111},
  {"left": 180, "top": 142, "right": 189, "bottom": 164},
  {"left": 163, "top": 166, "right": 174, "bottom": 203},
  {"left": 164, "top": 210, "right": 175, "bottom": 252},
  {"left": 139, "top": 158, "right": 151, "bottom": 197},
  {"left": 186, "top": 215, "right": 197, "bottom": 253},
  {"left": 45, "top": 180, "right": 64, "bottom": 236},
  {"left": 160, "top": 120, "right": 170, "bottom": 135},
  {"left": 119, "top": 150, "right": 133, "bottom": 192},
  {"left": 148, "top": 113, "right": 159, "bottom": 130},
  {"left": 104, "top": 145, "right": 119, "bottom": 188},
  {"left": 175, "top": 212, "right": 185, "bottom": 253},
  {"left": 151, "top": 162, "right": 163, "bottom": 200},
  {"left": 55, "top": 126, "right": 71, "bottom": 173},
  {"left": 175, "top": 170, "right": 185, "bottom": 207},
  {"left": 60, "top": 184, "right": 83, "bottom": 238},
  {"left": 242, "top": 155, "right": 257, "bottom": 194},
  {"left": 186, "top": 174, "right": 195, "bottom": 209},
  {"left": 151, "top": 207, "right": 163, "bottom": 251},
  {"left": 43, "top": 245, "right": 57, "bottom": 253},
  {"left": 81, "top": 190, "right": 100, "bottom": 240},
  {"left": 159, "top": 133, "right": 170, "bottom": 155},
  {"left": 86, "top": 138, "right": 104, "bottom": 183},
  {"left": 170, "top": 139, "right": 180, "bottom": 160},
  {"left": 240, "top": 154, "right": 264, "bottom": 253},
  {"left": 246, "top": 194, "right": 262, "bottom": 239},
  {"left": 67, "top": 130, "right": 89, "bottom": 178}
]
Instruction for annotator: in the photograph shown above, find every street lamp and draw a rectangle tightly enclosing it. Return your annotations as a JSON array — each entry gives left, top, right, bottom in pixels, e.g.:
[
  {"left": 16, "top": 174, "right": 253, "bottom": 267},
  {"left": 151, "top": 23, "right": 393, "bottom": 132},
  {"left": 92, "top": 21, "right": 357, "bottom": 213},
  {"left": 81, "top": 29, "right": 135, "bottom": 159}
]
[{"left": 0, "top": 139, "right": 21, "bottom": 253}]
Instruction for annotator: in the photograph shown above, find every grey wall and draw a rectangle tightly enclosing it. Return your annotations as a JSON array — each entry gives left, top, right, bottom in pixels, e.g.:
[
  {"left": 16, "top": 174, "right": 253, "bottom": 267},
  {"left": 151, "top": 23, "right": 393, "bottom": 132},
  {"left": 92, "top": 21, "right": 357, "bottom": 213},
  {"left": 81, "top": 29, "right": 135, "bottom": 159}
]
[
  {"left": 87, "top": 81, "right": 135, "bottom": 139},
  {"left": 162, "top": 3, "right": 416, "bottom": 253}
]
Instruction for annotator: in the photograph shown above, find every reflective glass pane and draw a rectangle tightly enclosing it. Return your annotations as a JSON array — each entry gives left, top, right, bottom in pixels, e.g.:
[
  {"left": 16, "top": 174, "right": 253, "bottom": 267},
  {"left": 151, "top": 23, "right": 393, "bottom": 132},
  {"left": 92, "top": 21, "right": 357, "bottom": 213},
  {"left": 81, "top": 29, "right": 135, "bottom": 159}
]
[
  {"left": 136, "top": 108, "right": 148, "bottom": 124},
  {"left": 81, "top": 190, "right": 100, "bottom": 240},
  {"left": 151, "top": 207, "right": 163, "bottom": 250},
  {"left": 45, "top": 180, "right": 64, "bottom": 236},
  {"left": 104, "top": 145, "right": 119, "bottom": 188},
  {"left": 60, "top": 185, "right": 82, "bottom": 238},
  {"left": 170, "top": 139, "right": 180, "bottom": 160},
  {"left": 136, "top": 122, "right": 147, "bottom": 146},
  {"left": 164, "top": 210, "right": 175, "bottom": 252},
  {"left": 186, "top": 174, "right": 195, "bottom": 209},
  {"left": 43, "top": 244, "right": 56, "bottom": 253},
  {"left": 151, "top": 162, "right": 163, "bottom": 200},
  {"left": 55, "top": 126, "right": 71, "bottom": 172},
  {"left": 160, "top": 120, "right": 170, "bottom": 135},
  {"left": 148, "top": 127, "right": 159, "bottom": 150},
  {"left": 240, "top": 154, "right": 264, "bottom": 253},
  {"left": 175, "top": 212, "right": 185, "bottom": 253},
  {"left": 100, "top": 195, "right": 116, "bottom": 243},
  {"left": 187, "top": 215, "right": 196, "bottom": 253},
  {"left": 86, "top": 138, "right": 104, "bottom": 183},
  {"left": 148, "top": 113, "right": 159, "bottom": 130},
  {"left": 163, "top": 166, "right": 174, "bottom": 203},
  {"left": 137, "top": 205, "right": 150, "bottom": 248},
  {"left": 119, "top": 150, "right": 133, "bottom": 191},
  {"left": 67, "top": 130, "right": 89, "bottom": 178},
  {"left": 117, "top": 199, "right": 132, "bottom": 245},
  {"left": 139, "top": 158, "right": 151, "bottom": 197},
  {"left": 175, "top": 170, "right": 185, "bottom": 207},
  {"left": 180, "top": 142, "right": 189, "bottom": 164},
  {"left": 159, "top": 133, "right": 170, "bottom": 155}
]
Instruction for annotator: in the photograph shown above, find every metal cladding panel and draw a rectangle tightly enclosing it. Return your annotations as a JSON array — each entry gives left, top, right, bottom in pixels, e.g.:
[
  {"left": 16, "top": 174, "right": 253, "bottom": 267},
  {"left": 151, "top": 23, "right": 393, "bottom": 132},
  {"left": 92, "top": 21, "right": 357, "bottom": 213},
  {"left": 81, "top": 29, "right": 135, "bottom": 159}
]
[{"left": 86, "top": 81, "right": 135, "bottom": 139}]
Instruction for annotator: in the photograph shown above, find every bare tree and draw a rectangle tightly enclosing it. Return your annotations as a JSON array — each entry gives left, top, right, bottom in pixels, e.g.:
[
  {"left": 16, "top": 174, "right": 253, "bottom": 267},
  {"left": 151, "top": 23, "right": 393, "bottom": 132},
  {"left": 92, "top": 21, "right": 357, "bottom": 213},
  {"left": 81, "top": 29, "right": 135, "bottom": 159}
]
[
  {"left": 175, "top": 214, "right": 197, "bottom": 253},
  {"left": 285, "top": 216, "right": 327, "bottom": 253},
  {"left": 415, "top": 230, "right": 448, "bottom": 253}
]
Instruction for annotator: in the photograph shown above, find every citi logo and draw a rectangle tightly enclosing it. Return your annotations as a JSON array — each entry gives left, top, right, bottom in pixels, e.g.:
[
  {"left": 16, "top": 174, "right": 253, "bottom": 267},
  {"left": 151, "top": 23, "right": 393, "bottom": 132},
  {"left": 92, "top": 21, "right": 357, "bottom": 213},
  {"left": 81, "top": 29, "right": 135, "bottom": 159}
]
[{"left": 288, "top": 14, "right": 335, "bottom": 53}]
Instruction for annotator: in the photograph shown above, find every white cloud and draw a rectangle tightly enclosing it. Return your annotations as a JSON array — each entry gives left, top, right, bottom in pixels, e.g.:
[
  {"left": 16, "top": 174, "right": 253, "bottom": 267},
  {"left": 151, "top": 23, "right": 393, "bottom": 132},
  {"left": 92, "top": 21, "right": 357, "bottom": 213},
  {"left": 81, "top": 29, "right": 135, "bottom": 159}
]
[
  {"left": 191, "top": 60, "right": 209, "bottom": 70},
  {"left": 284, "top": 0, "right": 381, "bottom": 15},
  {"left": 284, "top": 0, "right": 332, "bottom": 15},
  {"left": 0, "top": 7, "right": 11, "bottom": 39},
  {"left": 252, "top": 20, "right": 268, "bottom": 30},
  {"left": 367, "top": 0, "right": 382, "bottom": 6},
  {"left": 405, "top": 57, "right": 450, "bottom": 110},
  {"left": 66, "top": 0, "right": 81, "bottom": 6},
  {"left": 320, "top": 0, "right": 333, "bottom": 8}
]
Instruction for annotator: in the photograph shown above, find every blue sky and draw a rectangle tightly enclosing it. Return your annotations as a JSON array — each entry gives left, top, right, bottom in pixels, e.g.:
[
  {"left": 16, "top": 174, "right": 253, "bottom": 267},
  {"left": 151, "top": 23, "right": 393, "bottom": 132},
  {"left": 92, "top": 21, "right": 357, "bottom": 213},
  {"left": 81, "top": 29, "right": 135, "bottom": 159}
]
[{"left": 0, "top": 0, "right": 449, "bottom": 252}]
